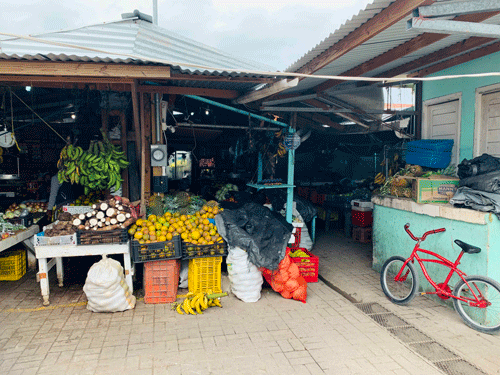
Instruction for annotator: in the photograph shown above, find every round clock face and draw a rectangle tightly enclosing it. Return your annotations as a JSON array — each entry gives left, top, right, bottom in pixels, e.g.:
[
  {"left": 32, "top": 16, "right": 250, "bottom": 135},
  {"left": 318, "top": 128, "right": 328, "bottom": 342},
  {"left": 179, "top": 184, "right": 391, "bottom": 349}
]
[
  {"left": 152, "top": 149, "right": 165, "bottom": 161},
  {"left": 0, "top": 132, "right": 15, "bottom": 148}
]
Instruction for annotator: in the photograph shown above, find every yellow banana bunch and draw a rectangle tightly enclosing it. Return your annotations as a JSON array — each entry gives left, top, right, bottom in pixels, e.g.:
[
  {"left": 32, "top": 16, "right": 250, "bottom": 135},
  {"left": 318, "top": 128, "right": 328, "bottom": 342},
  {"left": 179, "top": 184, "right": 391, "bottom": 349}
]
[
  {"left": 172, "top": 291, "right": 227, "bottom": 315},
  {"left": 374, "top": 172, "right": 386, "bottom": 185}
]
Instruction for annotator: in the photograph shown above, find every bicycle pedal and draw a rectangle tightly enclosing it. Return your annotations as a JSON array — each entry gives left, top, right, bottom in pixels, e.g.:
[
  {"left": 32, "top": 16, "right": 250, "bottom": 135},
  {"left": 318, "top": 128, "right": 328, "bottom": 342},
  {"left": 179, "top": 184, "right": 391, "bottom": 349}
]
[{"left": 420, "top": 292, "right": 427, "bottom": 295}]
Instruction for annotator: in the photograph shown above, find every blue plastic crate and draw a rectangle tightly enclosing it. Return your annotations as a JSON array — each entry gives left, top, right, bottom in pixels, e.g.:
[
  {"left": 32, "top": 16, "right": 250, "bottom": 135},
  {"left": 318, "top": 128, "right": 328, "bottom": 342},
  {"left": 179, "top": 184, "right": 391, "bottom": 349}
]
[
  {"left": 406, "top": 139, "right": 454, "bottom": 153},
  {"left": 406, "top": 151, "right": 451, "bottom": 169}
]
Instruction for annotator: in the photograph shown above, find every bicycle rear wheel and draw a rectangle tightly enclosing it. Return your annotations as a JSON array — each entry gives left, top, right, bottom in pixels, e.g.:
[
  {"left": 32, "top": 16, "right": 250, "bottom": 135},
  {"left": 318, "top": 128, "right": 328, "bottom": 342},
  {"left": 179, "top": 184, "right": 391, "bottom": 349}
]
[
  {"left": 380, "top": 256, "right": 418, "bottom": 305},
  {"left": 453, "top": 275, "right": 500, "bottom": 334}
]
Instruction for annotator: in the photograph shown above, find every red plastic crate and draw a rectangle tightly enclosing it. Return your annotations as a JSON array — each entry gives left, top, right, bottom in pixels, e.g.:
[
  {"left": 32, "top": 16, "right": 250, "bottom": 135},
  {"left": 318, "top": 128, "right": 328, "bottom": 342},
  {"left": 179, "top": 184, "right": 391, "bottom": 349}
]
[
  {"left": 351, "top": 209, "right": 373, "bottom": 227},
  {"left": 288, "top": 247, "right": 319, "bottom": 283},
  {"left": 143, "top": 259, "right": 180, "bottom": 304}
]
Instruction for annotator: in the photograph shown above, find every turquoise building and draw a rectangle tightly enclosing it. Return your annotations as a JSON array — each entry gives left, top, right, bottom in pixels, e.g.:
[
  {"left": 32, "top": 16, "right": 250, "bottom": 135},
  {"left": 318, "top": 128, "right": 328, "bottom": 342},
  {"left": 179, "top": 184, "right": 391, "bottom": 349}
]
[{"left": 373, "top": 52, "right": 500, "bottom": 299}]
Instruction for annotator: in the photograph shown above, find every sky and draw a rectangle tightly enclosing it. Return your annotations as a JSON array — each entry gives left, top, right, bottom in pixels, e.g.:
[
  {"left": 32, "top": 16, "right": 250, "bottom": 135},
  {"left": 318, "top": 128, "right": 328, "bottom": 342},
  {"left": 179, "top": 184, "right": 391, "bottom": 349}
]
[{"left": 1, "top": 0, "right": 374, "bottom": 71}]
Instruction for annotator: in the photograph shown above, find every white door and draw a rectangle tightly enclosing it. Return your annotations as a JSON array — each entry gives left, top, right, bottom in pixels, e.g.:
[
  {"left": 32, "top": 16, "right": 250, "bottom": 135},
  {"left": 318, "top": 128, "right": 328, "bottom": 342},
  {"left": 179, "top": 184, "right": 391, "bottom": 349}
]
[
  {"left": 423, "top": 99, "right": 460, "bottom": 166},
  {"left": 479, "top": 91, "right": 500, "bottom": 157}
]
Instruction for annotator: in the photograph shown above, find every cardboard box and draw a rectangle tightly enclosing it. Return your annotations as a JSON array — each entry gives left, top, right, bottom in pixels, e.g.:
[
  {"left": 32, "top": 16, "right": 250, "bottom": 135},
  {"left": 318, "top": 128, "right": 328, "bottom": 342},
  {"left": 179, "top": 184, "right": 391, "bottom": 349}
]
[{"left": 412, "top": 176, "right": 459, "bottom": 203}]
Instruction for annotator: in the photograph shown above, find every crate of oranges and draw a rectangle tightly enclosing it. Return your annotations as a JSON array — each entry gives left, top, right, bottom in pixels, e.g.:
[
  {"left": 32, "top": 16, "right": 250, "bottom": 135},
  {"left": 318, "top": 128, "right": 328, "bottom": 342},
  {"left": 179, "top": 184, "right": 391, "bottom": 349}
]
[
  {"left": 128, "top": 214, "right": 183, "bottom": 263},
  {"left": 128, "top": 205, "right": 226, "bottom": 261}
]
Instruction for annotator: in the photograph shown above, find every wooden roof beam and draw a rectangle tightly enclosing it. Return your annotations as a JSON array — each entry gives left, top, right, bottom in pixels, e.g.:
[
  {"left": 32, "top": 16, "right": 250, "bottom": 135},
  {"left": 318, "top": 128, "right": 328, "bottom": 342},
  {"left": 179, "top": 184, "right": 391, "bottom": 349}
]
[
  {"left": 411, "top": 40, "right": 500, "bottom": 77},
  {"left": 0, "top": 61, "right": 170, "bottom": 79},
  {"left": 299, "top": 112, "right": 345, "bottom": 131},
  {"left": 312, "top": 11, "right": 499, "bottom": 93},
  {"left": 375, "top": 36, "right": 497, "bottom": 79},
  {"left": 295, "top": 0, "right": 434, "bottom": 76}
]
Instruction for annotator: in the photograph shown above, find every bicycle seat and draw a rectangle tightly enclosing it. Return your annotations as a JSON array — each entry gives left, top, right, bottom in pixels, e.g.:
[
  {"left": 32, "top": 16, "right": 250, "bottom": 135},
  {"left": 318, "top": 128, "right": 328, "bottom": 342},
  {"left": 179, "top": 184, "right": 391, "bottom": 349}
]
[{"left": 454, "top": 239, "right": 481, "bottom": 254}]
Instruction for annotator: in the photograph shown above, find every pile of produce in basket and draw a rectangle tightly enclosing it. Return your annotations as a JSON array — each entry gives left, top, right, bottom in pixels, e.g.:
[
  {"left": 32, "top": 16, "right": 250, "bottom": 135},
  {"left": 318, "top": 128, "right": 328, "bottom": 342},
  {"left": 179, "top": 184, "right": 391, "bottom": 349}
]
[
  {"left": 215, "top": 183, "right": 238, "bottom": 202},
  {"left": 128, "top": 201, "right": 224, "bottom": 247},
  {"left": 73, "top": 197, "right": 136, "bottom": 232}
]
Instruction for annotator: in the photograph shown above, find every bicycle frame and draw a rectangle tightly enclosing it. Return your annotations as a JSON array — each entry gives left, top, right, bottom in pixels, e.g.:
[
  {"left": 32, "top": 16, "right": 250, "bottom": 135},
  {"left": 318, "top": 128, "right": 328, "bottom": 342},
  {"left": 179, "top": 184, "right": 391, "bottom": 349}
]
[{"left": 397, "top": 226, "right": 488, "bottom": 307}]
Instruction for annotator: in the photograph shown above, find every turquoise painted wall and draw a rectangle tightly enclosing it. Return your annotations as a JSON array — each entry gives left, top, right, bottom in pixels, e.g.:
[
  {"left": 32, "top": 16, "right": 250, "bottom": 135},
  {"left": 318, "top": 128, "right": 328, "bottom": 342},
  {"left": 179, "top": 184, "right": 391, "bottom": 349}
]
[
  {"left": 373, "top": 205, "right": 497, "bottom": 296},
  {"left": 422, "top": 51, "right": 500, "bottom": 160}
]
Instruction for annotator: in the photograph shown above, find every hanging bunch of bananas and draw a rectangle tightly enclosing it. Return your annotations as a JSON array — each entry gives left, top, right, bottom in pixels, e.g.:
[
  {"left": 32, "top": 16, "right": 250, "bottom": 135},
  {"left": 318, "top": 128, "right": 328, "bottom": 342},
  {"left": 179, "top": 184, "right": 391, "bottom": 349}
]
[
  {"left": 374, "top": 172, "right": 386, "bottom": 185},
  {"left": 172, "top": 291, "right": 227, "bottom": 315},
  {"left": 56, "top": 129, "right": 129, "bottom": 194},
  {"left": 57, "top": 143, "right": 86, "bottom": 184}
]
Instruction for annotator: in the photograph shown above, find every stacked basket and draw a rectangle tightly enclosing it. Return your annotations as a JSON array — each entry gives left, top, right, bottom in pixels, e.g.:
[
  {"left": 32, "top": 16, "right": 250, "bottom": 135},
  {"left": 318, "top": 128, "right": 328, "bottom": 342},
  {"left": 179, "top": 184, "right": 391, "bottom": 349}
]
[{"left": 405, "top": 139, "right": 454, "bottom": 169}]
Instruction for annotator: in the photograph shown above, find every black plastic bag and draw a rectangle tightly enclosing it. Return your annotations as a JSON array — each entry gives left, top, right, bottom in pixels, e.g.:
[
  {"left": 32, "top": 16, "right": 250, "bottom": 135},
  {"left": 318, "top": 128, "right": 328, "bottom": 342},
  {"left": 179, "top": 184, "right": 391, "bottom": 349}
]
[
  {"left": 215, "top": 202, "right": 293, "bottom": 270},
  {"left": 459, "top": 170, "right": 500, "bottom": 194},
  {"left": 457, "top": 154, "right": 500, "bottom": 179},
  {"left": 264, "top": 189, "right": 317, "bottom": 222}
]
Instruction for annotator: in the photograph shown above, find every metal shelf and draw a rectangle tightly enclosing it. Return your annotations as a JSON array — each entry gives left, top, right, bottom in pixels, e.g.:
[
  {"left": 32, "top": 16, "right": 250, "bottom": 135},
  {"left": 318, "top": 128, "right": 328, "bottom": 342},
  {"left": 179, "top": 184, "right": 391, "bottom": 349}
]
[{"left": 247, "top": 183, "right": 295, "bottom": 191}]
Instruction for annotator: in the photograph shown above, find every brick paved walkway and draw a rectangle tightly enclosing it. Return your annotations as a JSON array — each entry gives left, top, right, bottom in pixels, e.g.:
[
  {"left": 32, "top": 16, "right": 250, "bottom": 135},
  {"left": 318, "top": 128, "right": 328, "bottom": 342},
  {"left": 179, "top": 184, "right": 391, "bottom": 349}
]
[{"left": 0, "top": 227, "right": 492, "bottom": 374}]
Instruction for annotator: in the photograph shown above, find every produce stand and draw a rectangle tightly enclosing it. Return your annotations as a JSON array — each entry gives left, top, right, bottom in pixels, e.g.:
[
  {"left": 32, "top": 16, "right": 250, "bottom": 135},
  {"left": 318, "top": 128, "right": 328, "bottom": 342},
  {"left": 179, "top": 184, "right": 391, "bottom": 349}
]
[
  {"left": 34, "top": 241, "right": 133, "bottom": 306},
  {"left": 0, "top": 224, "right": 39, "bottom": 255}
]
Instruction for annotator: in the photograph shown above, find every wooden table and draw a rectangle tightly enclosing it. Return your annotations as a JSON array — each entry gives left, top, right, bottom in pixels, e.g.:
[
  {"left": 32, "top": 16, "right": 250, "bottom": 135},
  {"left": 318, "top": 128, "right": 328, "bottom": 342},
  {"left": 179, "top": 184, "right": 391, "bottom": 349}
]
[
  {"left": 34, "top": 241, "right": 133, "bottom": 306},
  {"left": 0, "top": 225, "right": 39, "bottom": 255}
]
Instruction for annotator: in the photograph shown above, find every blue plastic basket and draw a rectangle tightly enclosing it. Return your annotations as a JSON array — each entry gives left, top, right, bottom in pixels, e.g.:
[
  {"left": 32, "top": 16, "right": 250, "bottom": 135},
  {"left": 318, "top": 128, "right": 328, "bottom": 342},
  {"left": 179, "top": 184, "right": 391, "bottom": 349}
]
[
  {"left": 405, "top": 151, "right": 451, "bottom": 169},
  {"left": 406, "top": 139, "right": 454, "bottom": 153}
]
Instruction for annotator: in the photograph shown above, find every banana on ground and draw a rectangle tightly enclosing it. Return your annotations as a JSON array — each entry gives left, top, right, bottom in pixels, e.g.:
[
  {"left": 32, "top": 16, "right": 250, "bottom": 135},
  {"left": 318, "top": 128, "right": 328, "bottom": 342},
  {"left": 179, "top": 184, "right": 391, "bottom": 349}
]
[{"left": 172, "top": 292, "right": 227, "bottom": 315}]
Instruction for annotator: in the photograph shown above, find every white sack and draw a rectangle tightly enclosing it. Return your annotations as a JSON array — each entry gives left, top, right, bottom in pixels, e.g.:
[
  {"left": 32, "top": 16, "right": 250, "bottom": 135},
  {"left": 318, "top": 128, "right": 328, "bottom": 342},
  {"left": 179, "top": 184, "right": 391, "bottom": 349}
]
[
  {"left": 179, "top": 260, "right": 189, "bottom": 289},
  {"left": 83, "top": 255, "right": 136, "bottom": 313},
  {"left": 226, "top": 246, "right": 263, "bottom": 303}
]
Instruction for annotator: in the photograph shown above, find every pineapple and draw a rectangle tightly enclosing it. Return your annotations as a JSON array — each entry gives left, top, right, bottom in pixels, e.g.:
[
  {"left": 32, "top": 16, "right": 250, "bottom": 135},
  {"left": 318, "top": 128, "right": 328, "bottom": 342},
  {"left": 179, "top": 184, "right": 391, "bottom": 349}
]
[{"left": 174, "top": 191, "right": 191, "bottom": 208}]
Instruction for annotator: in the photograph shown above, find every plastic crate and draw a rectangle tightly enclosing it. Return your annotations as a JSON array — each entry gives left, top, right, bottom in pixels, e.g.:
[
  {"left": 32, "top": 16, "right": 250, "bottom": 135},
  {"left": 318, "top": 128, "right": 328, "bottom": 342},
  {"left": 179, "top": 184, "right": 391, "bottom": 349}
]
[
  {"left": 188, "top": 256, "right": 222, "bottom": 294},
  {"left": 143, "top": 259, "right": 180, "bottom": 304},
  {"left": 0, "top": 249, "right": 26, "bottom": 281},
  {"left": 288, "top": 247, "right": 319, "bottom": 283},
  {"left": 406, "top": 139, "right": 454, "bottom": 153},
  {"left": 405, "top": 151, "right": 452, "bottom": 169},
  {"left": 352, "top": 226, "right": 372, "bottom": 243},
  {"left": 77, "top": 228, "right": 129, "bottom": 245},
  {"left": 132, "top": 236, "right": 181, "bottom": 263},
  {"left": 351, "top": 210, "right": 373, "bottom": 227},
  {"left": 182, "top": 240, "right": 227, "bottom": 259},
  {"left": 34, "top": 232, "right": 77, "bottom": 246}
]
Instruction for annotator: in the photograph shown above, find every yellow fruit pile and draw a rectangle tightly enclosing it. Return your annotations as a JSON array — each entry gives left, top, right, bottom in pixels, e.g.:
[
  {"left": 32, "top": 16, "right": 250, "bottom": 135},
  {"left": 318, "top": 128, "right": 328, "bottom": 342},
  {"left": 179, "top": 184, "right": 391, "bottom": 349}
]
[
  {"left": 128, "top": 204, "right": 224, "bottom": 246},
  {"left": 289, "top": 249, "right": 310, "bottom": 258},
  {"left": 173, "top": 291, "right": 227, "bottom": 315}
]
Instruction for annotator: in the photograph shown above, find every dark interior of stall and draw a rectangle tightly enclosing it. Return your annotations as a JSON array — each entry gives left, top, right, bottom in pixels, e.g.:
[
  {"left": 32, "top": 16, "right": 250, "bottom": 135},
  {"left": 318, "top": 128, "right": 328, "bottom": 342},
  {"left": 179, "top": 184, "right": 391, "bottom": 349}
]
[{"left": 0, "top": 86, "right": 408, "bottom": 284}]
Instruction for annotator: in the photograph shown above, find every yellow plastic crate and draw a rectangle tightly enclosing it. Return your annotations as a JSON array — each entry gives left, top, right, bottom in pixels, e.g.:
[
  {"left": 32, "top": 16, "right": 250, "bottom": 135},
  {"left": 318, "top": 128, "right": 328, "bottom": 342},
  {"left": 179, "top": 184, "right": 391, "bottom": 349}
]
[
  {"left": 188, "top": 256, "right": 222, "bottom": 294},
  {"left": 0, "top": 249, "right": 26, "bottom": 281}
]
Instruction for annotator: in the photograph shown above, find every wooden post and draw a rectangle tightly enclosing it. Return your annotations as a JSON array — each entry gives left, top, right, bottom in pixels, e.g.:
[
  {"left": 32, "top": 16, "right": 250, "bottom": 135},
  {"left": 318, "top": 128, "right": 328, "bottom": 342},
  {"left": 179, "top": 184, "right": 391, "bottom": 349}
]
[
  {"left": 140, "top": 93, "right": 152, "bottom": 214},
  {"left": 131, "top": 80, "right": 142, "bottom": 165}
]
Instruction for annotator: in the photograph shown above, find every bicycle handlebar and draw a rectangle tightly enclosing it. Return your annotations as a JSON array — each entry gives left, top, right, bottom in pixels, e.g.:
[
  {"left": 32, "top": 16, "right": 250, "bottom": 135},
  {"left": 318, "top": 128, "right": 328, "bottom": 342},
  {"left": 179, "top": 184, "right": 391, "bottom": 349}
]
[{"left": 404, "top": 223, "right": 445, "bottom": 242}]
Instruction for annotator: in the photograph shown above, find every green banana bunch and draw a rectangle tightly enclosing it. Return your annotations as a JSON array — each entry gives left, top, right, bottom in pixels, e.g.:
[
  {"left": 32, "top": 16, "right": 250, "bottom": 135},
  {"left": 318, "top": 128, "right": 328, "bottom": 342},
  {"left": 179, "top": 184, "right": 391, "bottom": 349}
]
[
  {"left": 172, "top": 291, "right": 227, "bottom": 315},
  {"left": 56, "top": 129, "right": 130, "bottom": 195}
]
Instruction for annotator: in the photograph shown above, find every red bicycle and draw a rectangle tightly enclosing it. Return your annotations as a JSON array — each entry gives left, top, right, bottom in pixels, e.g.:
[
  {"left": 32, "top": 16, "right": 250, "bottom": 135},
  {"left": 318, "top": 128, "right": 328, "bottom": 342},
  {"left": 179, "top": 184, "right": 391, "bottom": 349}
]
[{"left": 380, "top": 223, "right": 500, "bottom": 334}]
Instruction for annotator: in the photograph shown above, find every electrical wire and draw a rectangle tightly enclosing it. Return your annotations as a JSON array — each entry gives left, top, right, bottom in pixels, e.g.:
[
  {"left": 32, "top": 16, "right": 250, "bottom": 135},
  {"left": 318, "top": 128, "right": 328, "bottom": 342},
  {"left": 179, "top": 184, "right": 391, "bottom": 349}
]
[
  {"left": 9, "top": 88, "right": 67, "bottom": 142},
  {"left": 3, "top": 31, "right": 500, "bottom": 84}
]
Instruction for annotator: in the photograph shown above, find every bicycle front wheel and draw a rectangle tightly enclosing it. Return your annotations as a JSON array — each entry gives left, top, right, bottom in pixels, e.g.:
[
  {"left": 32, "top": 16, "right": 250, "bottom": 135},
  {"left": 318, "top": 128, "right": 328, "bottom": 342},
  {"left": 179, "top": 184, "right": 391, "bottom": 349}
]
[
  {"left": 380, "top": 256, "right": 418, "bottom": 305},
  {"left": 453, "top": 275, "right": 500, "bottom": 334}
]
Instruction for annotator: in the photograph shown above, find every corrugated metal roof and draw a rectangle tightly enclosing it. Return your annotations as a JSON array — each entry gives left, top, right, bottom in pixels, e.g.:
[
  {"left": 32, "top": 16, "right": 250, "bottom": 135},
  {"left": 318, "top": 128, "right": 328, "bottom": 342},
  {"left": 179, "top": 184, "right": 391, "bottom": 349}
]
[
  {"left": 0, "top": 17, "right": 275, "bottom": 77},
  {"left": 286, "top": 0, "right": 500, "bottom": 95}
]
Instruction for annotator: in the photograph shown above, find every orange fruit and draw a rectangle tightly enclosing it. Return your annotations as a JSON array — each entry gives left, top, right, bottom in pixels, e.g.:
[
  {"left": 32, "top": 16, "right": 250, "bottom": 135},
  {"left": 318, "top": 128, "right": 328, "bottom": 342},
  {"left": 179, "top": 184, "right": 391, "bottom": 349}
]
[
  {"left": 136, "top": 219, "right": 144, "bottom": 227},
  {"left": 154, "top": 222, "right": 162, "bottom": 230},
  {"left": 166, "top": 233, "right": 173, "bottom": 241},
  {"left": 134, "top": 231, "right": 143, "bottom": 240},
  {"left": 159, "top": 235, "right": 167, "bottom": 242},
  {"left": 191, "top": 230, "right": 201, "bottom": 240},
  {"left": 148, "top": 214, "right": 157, "bottom": 222},
  {"left": 148, "top": 225, "right": 156, "bottom": 233}
]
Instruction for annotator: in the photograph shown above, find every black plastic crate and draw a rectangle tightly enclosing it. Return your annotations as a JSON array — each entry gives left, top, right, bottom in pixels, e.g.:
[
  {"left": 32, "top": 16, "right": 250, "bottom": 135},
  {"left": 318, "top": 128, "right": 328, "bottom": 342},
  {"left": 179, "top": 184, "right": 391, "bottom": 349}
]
[
  {"left": 77, "top": 228, "right": 129, "bottom": 245},
  {"left": 182, "top": 240, "right": 228, "bottom": 259},
  {"left": 131, "top": 235, "right": 181, "bottom": 263}
]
